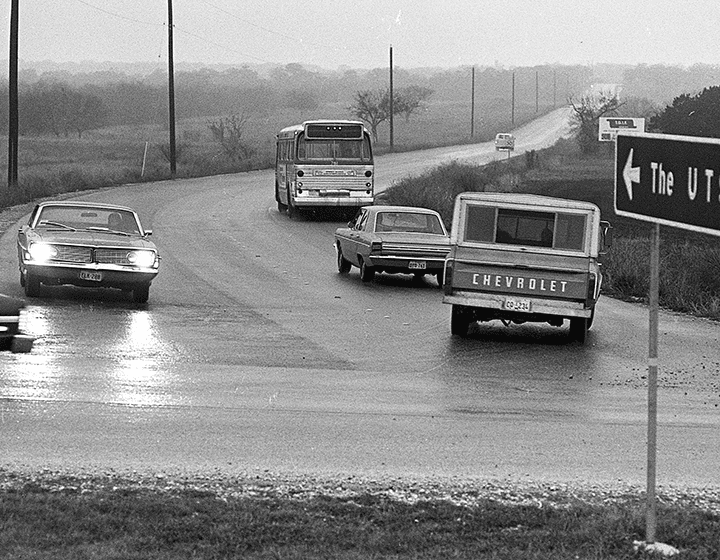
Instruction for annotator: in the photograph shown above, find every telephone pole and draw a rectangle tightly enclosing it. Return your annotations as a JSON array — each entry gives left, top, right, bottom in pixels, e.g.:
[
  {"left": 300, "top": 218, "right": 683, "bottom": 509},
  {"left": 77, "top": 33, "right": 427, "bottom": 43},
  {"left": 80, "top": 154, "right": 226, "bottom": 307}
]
[
  {"left": 167, "top": 0, "right": 177, "bottom": 176},
  {"left": 389, "top": 45, "right": 394, "bottom": 151},
  {"left": 8, "top": 0, "right": 19, "bottom": 189},
  {"left": 511, "top": 71, "right": 515, "bottom": 127},
  {"left": 470, "top": 66, "right": 475, "bottom": 138}
]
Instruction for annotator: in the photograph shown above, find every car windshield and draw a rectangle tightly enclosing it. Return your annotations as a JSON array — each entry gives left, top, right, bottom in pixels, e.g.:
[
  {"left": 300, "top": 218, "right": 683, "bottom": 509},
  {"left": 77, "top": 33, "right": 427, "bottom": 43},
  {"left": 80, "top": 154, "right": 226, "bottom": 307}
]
[
  {"left": 36, "top": 206, "right": 141, "bottom": 235},
  {"left": 374, "top": 212, "right": 446, "bottom": 234}
]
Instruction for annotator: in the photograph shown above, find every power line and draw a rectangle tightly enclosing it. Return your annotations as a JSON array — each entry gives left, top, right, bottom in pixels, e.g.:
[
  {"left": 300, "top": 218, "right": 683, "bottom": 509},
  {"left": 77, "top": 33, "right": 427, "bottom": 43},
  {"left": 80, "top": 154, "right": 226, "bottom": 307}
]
[
  {"left": 172, "top": 27, "right": 269, "bottom": 63},
  {"left": 196, "top": 0, "right": 344, "bottom": 53},
  {"left": 74, "top": 0, "right": 275, "bottom": 64},
  {"left": 75, "top": 0, "right": 164, "bottom": 28}
]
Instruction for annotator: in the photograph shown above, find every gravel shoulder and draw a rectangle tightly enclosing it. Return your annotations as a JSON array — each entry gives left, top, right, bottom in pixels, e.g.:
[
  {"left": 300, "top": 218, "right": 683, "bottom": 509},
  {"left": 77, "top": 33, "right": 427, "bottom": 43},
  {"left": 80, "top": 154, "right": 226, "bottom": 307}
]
[{"left": 2, "top": 467, "right": 720, "bottom": 514}]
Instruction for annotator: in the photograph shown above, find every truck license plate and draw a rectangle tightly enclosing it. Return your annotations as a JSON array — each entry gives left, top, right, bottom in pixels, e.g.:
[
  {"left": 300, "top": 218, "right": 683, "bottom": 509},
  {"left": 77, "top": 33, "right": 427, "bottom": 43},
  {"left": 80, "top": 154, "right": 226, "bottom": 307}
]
[
  {"left": 80, "top": 271, "right": 102, "bottom": 282},
  {"left": 408, "top": 261, "right": 426, "bottom": 270},
  {"left": 504, "top": 298, "right": 531, "bottom": 312}
]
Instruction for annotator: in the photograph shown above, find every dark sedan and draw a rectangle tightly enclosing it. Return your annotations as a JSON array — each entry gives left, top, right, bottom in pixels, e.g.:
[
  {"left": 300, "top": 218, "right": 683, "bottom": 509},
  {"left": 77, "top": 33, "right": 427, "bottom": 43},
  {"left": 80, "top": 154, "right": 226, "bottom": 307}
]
[
  {"left": 17, "top": 201, "right": 160, "bottom": 303},
  {"left": 334, "top": 205, "right": 450, "bottom": 285}
]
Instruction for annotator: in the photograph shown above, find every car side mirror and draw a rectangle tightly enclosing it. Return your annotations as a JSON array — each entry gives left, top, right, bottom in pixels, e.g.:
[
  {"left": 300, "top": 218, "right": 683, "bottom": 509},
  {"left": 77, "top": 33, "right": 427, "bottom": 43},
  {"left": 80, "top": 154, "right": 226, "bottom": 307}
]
[
  {"left": 347, "top": 221, "right": 355, "bottom": 228},
  {"left": 600, "top": 221, "right": 612, "bottom": 253},
  {"left": 144, "top": 229, "right": 153, "bottom": 237}
]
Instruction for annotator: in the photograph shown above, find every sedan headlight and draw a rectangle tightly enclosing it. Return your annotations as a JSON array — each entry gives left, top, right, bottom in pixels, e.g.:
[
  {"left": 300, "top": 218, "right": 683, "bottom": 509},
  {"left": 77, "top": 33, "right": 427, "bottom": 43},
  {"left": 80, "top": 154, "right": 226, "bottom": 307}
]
[
  {"left": 28, "top": 242, "right": 57, "bottom": 263},
  {"left": 127, "top": 250, "right": 156, "bottom": 268}
]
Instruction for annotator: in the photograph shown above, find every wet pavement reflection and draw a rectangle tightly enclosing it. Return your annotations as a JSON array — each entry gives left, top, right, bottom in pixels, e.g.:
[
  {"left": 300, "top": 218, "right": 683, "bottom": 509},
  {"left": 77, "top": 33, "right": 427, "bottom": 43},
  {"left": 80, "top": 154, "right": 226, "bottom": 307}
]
[{"left": 2, "top": 294, "right": 184, "bottom": 407}]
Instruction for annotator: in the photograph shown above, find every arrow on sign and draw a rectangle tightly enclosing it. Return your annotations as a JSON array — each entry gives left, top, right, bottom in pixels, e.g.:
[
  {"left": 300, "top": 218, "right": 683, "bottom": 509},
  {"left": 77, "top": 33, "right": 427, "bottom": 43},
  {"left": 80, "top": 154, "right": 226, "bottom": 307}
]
[{"left": 623, "top": 148, "right": 640, "bottom": 201}]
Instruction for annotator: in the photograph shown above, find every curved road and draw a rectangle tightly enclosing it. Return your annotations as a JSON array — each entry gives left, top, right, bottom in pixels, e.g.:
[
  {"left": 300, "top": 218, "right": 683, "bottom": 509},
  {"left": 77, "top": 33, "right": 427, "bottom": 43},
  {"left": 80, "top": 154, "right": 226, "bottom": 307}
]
[{"left": 1, "top": 108, "right": 718, "bottom": 488}]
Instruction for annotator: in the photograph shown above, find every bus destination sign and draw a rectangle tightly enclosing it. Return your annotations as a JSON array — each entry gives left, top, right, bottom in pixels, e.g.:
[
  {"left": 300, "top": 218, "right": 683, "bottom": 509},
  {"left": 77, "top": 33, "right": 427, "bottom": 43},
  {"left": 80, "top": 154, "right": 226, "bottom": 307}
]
[{"left": 615, "top": 131, "right": 720, "bottom": 236}]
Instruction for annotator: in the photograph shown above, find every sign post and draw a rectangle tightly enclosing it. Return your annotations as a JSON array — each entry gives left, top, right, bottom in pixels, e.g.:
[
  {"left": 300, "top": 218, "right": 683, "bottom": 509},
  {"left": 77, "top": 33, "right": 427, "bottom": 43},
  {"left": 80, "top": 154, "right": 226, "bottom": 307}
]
[
  {"left": 646, "top": 222, "right": 659, "bottom": 544},
  {"left": 615, "top": 131, "right": 720, "bottom": 547}
]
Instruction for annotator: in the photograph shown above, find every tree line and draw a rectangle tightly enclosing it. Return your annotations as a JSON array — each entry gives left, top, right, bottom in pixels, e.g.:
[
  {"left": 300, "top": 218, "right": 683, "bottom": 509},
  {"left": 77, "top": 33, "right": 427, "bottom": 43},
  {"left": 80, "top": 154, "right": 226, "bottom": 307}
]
[
  {"left": 0, "top": 62, "right": 597, "bottom": 137},
  {"left": 3, "top": 61, "right": 720, "bottom": 143},
  {"left": 569, "top": 83, "right": 720, "bottom": 155}
]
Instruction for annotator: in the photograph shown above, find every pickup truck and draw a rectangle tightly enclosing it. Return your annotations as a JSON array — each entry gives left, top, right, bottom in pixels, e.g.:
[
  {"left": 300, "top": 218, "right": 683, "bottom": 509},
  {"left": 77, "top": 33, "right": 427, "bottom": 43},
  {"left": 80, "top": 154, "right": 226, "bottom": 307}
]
[{"left": 442, "top": 192, "right": 612, "bottom": 343}]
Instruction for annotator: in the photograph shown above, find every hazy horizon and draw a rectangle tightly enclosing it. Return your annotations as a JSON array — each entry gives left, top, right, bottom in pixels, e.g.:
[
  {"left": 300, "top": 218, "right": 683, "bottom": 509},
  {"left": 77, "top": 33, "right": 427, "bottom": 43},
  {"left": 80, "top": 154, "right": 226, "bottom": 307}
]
[{"left": 2, "top": 0, "right": 719, "bottom": 75}]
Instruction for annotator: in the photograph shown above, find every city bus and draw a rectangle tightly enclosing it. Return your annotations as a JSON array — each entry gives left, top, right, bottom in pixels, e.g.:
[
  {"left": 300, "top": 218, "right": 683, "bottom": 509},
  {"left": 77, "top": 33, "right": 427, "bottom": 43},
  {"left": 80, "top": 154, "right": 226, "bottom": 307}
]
[{"left": 275, "top": 120, "right": 374, "bottom": 217}]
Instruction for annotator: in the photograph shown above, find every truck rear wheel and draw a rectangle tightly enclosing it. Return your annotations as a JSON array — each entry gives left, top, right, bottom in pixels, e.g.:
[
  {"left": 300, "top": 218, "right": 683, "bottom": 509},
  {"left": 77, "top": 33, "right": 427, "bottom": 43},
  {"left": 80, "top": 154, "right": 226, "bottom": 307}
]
[
  {"left": 569, "top": 317, "right": 589, "bottom": 343},
  {"left": 451, "top": 305, "right": 470, "bottom": 337}
]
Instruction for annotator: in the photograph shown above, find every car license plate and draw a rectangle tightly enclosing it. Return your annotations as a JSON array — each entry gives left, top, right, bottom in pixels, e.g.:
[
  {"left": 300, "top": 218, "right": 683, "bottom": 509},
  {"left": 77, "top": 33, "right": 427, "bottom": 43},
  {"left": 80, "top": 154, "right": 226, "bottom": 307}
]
[
  {"left": 79, "top": 271, "right": 102, "bottom": 282},
  {"left": 504, "top": 298, "right": 531, "bottom": 312},
  {"left": 408, "top": 261, "right": 426, "bottom": 270}
]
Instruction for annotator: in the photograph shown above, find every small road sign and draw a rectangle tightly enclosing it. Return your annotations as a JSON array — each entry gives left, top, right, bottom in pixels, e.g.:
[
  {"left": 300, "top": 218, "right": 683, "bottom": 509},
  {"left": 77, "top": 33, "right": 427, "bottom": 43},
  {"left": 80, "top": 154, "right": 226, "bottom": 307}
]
[
  {"left": 599, "top": 117, "right": 645, "bottom": 141},
  {"left": 615, "top": 131, "right": 720, "bottom": 237}
]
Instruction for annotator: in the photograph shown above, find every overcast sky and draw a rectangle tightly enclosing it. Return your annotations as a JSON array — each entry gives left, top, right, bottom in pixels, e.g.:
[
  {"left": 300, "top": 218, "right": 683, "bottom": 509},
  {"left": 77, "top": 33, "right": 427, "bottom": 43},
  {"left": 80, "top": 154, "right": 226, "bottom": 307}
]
[{"left": 2, "top": 0, "right": 720, "bottom": 71}]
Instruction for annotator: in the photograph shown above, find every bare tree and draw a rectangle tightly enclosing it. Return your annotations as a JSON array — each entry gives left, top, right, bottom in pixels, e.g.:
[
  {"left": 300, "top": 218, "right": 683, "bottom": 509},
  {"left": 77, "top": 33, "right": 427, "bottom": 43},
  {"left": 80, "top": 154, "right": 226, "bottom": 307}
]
[
  {"left": 569, "top": 91, "right": 623, "bottom": 154},
  {"left": 394, "top": 85, "right": 433, "bottom": 122},
  {"left": 69, "top": 91, "right": 109, "bottom": 138},
  {"left": 207, "top": 111, "right": 254, "bottom": 162},
  {"left": 348, "top": 89, "right": 390, "bottom": 143}
]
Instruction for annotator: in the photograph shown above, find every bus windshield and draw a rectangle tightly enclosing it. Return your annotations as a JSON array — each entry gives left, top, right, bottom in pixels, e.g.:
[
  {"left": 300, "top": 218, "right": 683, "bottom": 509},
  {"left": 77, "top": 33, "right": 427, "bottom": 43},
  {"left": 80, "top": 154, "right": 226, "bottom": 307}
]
[{"left": 297, "top": 136, "right": 372, "bottom": 162}]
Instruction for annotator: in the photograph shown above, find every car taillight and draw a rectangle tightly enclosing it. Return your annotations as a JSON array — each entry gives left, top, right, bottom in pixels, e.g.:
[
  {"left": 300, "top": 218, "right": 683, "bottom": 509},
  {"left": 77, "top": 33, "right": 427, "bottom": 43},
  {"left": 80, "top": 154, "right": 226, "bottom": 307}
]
[
  {"left": 443, "top": 260, "right": 454, "bottom": 295},
  {"left": 370, "top": 240, "right": 382, "bottom": 253},
  {"left": 586, "top": 272, "right": 597, "bottom": 306}
]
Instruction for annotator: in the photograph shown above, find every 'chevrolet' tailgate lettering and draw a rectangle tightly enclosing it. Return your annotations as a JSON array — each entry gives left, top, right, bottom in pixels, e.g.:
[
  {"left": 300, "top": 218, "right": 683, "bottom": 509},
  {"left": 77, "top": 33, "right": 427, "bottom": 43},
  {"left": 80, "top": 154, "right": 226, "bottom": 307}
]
[{"left": 455, "top": 263, "right": 587, "bottom": 299}]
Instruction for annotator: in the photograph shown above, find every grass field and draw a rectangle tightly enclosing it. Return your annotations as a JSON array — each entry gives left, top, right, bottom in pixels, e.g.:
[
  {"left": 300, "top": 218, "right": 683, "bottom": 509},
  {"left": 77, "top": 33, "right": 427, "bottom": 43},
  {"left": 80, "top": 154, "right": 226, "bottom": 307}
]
[{"left": 1, "top": 470, "right": 717, "bottom": 560}]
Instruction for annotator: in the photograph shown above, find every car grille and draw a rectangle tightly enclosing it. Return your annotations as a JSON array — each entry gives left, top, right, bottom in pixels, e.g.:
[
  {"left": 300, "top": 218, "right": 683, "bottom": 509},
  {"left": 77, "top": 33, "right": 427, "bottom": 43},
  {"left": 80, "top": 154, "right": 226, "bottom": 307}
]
[
  {"left": 53, "top": 245, "right": 92, "bottom": 263},
  {"left": 95, "top": 248, "right": 133, "bottom": 265},
  {"left": 49, "top": 245, "right": 138, "bottom": 266}
]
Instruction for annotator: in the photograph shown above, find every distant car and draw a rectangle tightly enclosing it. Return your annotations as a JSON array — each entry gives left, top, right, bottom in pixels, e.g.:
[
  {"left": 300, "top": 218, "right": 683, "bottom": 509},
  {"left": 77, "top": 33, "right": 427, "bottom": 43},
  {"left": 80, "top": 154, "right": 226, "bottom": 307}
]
[
  {"left": 495, "top": 133, "right": 515, "bottom": 151},
  {"left": 0, "top": 293, "right": 34, "bottom": 353},
  {"left": 334, "top": 205, "right": 450, "bottom": 284},
  {"left": 17, "top": 201, "right": 160, "bottom": 303}
]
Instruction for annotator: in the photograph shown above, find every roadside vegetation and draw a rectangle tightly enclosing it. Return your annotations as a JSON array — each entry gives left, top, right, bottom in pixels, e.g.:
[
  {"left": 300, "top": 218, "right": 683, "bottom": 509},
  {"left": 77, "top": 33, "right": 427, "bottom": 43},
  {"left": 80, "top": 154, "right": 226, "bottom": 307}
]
[
  {"left": 382, "top": 132, "right": 720, "bottom": 321},
  {"left": 1, "top": 470, "right": 718, "bottom": 560}
]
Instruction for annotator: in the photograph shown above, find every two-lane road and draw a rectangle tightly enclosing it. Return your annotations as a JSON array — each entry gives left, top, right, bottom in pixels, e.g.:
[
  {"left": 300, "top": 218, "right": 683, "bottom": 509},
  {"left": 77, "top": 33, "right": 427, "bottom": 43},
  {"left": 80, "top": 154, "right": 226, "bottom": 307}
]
[{"left": 1, "top": 108, "right": 718, "bottom": 488}]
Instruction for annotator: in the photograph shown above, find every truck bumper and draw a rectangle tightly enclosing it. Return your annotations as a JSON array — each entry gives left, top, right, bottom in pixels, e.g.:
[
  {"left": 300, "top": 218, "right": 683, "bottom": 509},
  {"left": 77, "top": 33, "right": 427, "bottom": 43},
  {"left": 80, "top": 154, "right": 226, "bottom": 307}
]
[{"left": 442, "top": 291, "right": 593, "bottom": 319}]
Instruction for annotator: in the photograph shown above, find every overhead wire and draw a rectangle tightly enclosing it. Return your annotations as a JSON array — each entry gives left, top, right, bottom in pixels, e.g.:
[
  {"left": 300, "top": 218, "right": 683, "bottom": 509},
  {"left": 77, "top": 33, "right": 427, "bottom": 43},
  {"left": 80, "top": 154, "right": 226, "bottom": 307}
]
[
  {"left": 195, "top": 0, "right": 346, "bottom": 54},
  {"left": 73, "top": 0, "right": 278, "bottom": 64}
]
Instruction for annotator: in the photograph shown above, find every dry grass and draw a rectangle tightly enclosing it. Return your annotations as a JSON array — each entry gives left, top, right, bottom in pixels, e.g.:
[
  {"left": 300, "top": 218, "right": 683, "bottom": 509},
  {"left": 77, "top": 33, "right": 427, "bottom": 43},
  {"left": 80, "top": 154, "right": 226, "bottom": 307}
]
[{"left": 1, "top": 470, "right": 717, "bottom": 560}]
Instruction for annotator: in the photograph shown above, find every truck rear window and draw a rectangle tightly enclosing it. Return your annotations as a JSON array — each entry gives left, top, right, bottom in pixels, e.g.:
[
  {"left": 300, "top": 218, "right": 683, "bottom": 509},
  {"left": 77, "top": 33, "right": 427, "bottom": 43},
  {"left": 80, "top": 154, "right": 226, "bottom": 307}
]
[{"left": 463, "top": 205, "right": 587, "bottom": 251}]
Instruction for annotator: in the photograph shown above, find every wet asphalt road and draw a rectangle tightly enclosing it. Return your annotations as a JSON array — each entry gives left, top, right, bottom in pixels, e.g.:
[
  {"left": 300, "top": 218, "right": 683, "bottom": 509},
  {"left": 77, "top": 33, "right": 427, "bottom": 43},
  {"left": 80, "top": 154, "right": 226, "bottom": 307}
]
[{"left": 0, "top": 108, "right": 718, "bottom": 488}]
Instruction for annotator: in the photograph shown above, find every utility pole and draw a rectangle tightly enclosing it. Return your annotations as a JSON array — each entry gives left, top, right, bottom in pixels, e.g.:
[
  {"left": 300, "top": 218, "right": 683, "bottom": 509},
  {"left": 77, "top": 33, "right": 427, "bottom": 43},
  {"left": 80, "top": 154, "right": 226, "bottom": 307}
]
[
  {"left": 470, "top": 66, "right": 475, "bottom": 138},
  {"left": 389, "top": 45, "right": 394, "bottom": 151},
  {"left": 535, "top": 70, "right": 539, "bottom": 113},
  {"left": 167, "top": 0, "right": 177, "bottom": 176},
  {"left": 511, "top": 71, "right": 515, "bottom": 127},
  {"left": 8, "top": 0, "right": 19, "bottom": 189}
]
